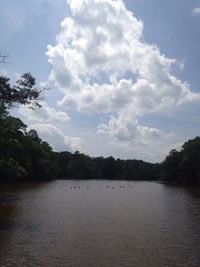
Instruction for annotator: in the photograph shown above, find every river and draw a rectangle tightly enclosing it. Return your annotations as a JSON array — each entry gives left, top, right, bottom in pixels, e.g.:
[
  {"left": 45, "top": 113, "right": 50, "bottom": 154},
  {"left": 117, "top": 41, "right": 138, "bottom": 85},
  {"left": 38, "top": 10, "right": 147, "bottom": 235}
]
[{"left": 0, "top": 180, "right": 200, "bottom": 266}]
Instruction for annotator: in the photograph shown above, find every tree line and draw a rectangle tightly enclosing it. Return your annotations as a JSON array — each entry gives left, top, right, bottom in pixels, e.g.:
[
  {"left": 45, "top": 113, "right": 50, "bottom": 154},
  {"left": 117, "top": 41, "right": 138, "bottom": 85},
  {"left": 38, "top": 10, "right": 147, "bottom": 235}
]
[{"left": 0, "top": 73, "right": 199, "bottom": 185}]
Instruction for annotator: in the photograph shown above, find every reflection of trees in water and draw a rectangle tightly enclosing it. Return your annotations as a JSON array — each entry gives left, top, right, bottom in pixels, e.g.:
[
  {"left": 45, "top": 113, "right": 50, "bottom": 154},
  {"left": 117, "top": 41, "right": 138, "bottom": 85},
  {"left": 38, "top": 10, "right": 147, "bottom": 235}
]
[
  {"left": 0, "top": 194, "right": 19, "bottom": 257},
  {"left": 184, "top": 187, "right": 200, "bottom": 199},
  {"left": 0, "top": 181, "right": 50, "bottom": 194},
  {"left": 0, "top": 190, "right": 20, "bottom": 231},
  {"left": 0, "top": 204, "right": 18, "bottom": 230},
  {"left": 0, "top": 183, "right": 46, "bottom": 261}
]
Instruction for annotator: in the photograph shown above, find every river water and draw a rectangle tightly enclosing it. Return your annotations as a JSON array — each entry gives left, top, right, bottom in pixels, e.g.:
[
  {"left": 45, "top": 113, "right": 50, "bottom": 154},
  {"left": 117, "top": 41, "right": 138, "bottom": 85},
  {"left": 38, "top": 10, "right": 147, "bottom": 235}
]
[{"left": 0, "top": 180, "right": 200, "bottom": 267}]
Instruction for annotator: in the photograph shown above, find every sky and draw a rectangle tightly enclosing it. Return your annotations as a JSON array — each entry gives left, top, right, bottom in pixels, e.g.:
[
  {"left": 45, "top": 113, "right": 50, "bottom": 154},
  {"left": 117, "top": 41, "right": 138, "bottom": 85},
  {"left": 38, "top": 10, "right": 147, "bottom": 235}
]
[{"left": 0, "top": 0, "right": 200, "bottom": 162}]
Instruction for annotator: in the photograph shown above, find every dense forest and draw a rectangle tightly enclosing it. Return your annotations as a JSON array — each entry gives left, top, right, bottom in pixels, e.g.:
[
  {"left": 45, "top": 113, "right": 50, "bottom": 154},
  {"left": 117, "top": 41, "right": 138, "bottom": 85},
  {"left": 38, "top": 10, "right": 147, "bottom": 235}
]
[{"left": 0, "top": 73, "right": 200, "bottom": 185}]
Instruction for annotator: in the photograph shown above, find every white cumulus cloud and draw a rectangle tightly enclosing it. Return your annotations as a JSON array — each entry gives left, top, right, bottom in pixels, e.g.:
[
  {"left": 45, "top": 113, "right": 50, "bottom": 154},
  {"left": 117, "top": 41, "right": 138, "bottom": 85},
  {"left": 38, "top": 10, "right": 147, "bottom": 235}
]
[
  {"left": 19, "top": 101, "right": 70, "bottom": 123},
  {"left": 46, "top": 0, "right": 200, "bottom": 161},
  {"left": 97, "top": 110, "right": 181, "bottom": 161},
  {"left": 192, "top": 7, "right": 200, "bottom": 16},
  {"left": 29, "top": 123, "right": 85, "bottom": 153}
]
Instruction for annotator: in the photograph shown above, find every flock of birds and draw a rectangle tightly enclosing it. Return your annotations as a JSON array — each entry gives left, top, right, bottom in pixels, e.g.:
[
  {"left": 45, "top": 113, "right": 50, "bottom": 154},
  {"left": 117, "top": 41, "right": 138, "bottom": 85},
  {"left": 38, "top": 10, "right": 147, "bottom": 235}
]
[{"left": 67, "top": 185, "right": 133, "bottom": 190}]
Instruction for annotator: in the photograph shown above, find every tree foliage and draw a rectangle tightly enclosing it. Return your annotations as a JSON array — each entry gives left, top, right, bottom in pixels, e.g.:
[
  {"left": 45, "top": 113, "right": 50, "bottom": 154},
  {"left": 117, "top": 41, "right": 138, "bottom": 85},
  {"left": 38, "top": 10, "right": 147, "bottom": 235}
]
[
  {"left": 161, "top": 137, "right": 200, "bottom": 185},
  {"left": 0, "top": 73, "right": 54, "bottom": 181},
  {"left": 0, "top": 72, "right": 43, "bottom": 110}
]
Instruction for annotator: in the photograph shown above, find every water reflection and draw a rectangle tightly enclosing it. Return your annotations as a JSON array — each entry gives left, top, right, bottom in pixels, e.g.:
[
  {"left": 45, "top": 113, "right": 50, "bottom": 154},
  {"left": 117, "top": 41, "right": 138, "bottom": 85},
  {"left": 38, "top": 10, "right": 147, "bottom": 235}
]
[
  {"left": 184, "top": 186, "right": 200, "bottom": 199},
  {"left": 0, "top": 181, "right": 199, "bottom": 267}
]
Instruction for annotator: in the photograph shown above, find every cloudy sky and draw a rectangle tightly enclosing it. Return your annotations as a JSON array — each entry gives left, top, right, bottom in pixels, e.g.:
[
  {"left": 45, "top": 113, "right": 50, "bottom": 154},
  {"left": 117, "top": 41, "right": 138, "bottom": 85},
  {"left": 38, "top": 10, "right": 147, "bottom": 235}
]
[{"left": 1, "top": 0, "right": 200, "bottom": 162}]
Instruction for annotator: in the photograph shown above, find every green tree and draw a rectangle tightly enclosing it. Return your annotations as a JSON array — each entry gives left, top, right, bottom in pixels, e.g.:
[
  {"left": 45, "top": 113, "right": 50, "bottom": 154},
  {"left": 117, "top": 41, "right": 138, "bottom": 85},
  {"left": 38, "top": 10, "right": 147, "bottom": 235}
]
[
  {"left": 0, "top": 73, "right": 43, "bottom": 110},
  {"left": 0, "top": 73, "right": 54, "bottom": 181},
  {"left": 162, "top": 137, "right": 200, "bottom": 185}
]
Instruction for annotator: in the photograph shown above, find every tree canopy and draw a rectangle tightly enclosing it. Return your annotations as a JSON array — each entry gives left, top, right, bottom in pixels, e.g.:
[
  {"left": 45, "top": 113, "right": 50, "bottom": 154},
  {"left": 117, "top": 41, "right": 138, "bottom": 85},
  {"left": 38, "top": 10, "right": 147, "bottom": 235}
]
[
  {"left": 0, "top": 72, "right": 43, "bottom": 110},
  {"left": 161, "top": 137, "right": 200, "bottom": 185}
]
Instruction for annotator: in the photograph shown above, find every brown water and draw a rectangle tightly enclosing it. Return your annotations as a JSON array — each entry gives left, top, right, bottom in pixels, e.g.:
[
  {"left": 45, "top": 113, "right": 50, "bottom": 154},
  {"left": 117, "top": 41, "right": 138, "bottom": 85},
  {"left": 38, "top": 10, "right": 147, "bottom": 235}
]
[{"left": 0, "top": 181, "right": 200, "bottom": 267}]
